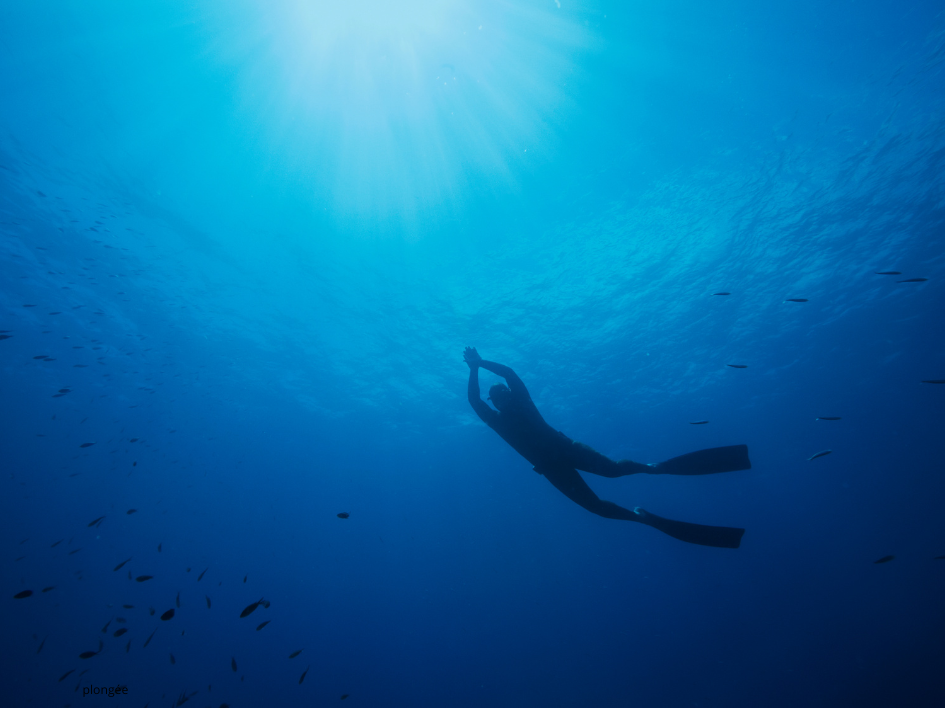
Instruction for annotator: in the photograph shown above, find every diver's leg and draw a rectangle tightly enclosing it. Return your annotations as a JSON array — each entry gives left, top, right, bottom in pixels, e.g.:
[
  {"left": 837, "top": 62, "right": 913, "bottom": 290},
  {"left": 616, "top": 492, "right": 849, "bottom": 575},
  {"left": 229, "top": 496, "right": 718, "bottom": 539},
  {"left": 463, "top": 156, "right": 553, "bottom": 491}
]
[
  {"left": 540, "top": 466, "right": 640, "bottom": 519},
  {"left": 650, "top": 444, "right": 752, "bottom": 476},
  {"left": 540, "top": 467, "right": 746, "bottom": 548},
  {"left": 569, "top": 442, "right": 650, "bottom": 478}
]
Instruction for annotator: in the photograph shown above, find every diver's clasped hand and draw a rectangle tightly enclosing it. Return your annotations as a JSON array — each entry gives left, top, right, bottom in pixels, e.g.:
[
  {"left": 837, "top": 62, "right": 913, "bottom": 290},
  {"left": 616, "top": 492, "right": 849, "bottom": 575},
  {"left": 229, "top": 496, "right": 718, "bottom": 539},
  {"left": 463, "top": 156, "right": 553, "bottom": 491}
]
[{"left": 463, "top": 346, "right": 482, "bottom": 368}]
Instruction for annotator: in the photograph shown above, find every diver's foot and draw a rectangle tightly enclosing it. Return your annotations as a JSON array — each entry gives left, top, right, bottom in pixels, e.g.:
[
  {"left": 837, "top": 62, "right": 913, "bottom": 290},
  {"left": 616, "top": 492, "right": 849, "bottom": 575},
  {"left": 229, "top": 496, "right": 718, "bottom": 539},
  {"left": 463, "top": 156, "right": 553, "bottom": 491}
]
[
  {"left": 616, "top": 460, "right": 651, "bottom": 476},
  {"left": 633, "top": 507, "right": 649, "bottom": 521}
]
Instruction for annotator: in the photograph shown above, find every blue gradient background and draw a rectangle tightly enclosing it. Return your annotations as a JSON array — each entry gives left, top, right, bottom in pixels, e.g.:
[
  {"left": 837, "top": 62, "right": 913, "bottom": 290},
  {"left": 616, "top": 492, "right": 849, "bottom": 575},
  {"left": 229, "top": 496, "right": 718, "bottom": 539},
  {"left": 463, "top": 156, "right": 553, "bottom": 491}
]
[{"left": 2, "top": 1, "right": 944, "bottom": 706}]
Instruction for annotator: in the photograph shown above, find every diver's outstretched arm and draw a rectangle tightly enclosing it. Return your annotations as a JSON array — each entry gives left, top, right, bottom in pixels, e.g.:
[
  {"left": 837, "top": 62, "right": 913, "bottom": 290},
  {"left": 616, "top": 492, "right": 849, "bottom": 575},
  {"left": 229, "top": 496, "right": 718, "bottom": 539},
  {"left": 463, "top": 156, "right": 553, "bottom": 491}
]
[
  {"left": 478, "top": 360, "right": 529, "bottom": 397},
  {"left": 465, "top": 349, "right": 497, "bottom": 423}
]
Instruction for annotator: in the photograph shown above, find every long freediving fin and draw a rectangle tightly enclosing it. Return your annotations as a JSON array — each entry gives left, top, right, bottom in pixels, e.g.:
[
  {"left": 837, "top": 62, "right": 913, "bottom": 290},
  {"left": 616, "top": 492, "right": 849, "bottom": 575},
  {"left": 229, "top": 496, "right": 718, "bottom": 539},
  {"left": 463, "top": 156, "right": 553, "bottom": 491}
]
[
  {"left": 652, "top": 444, "right": 751, "bottom": 475},
  {"left": 634, "top": 508, "right": 745, "bottom": 549}
]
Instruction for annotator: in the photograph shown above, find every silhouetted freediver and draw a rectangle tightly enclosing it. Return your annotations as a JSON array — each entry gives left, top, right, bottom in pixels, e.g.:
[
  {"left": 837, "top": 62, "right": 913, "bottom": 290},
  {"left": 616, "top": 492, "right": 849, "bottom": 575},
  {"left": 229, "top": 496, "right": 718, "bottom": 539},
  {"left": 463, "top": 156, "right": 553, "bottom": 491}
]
[{"left": 464, "top": 347, "right": 750, "bottom": 548}]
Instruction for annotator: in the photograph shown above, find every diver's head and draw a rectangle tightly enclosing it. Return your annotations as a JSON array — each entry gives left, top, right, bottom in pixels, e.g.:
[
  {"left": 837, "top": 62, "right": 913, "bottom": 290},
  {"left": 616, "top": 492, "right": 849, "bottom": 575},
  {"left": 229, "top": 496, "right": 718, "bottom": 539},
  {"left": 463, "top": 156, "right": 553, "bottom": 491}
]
[{"left": 488, "top": 383, "right": 512, "bottom": 411}]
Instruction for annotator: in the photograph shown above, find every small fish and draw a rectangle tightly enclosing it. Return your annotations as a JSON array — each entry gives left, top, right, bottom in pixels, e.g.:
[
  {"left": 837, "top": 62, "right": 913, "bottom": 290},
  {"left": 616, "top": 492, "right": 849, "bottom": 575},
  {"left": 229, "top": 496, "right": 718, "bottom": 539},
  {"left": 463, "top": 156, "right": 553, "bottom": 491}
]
[
  {"left": 169, "top": 653, "right": 176, "bottom": 664},
  {"left": 727, "top": 364, "right": 748, "bottom": 369},
  {"left": 123, "top": 604, "right": 134, "bottom": 608},
  {"left": 874, "top": 271, "right": 901, "bottom": 275},
  {"left": 126, "top": 509, "right": 137, "bottom": 514},
  {"left": 79, "top": 442, "right": 96, "bottom": 448},
  {"left": 689, "top": 420, "right": 709, "bottom": 425},
  {"left": 143, "top": 629, "right": 156, "bottom": 647},
  {"left": 874, "top": 555, "right": 895, "bottom": 564},
  {"left": 815, "top": 417, "right": 841, "bottom": 421},
  {"left": 176, "top": 591, "right": 180, "bottom": 608},
  {"left": 240, "top": 597, "right": 268, "bottom": 618},
  {"left": 58, "top": 670, "right": 75, "bottom": 682},
  {"left": 0, "top": 335, "right": 11, "bottom": 341},
  {"left": 101, "top": 620, "right": 111, "bottom": 633},
  {"left": 68, "top": 548, "right": 82, "bottom": 555},
  {"left": 712, "top": 292, "right": 730, "bottom": 296},
  {"left": 337, "top": 512, "right": 350, "bottom": 519},
  {"left": 87, "top": 515, "right": 105, "bottom": 526},
  {"left": 113, "top": 628, "right": 128, "bottom": 637},
  {"left": 128, "top": 571, "right": 132, "bottom": 580},
  {"left": 42, "top": 586, "right": 56, "bottom": 593},
  {"left": 36, "top": 636, "right": 46, "bottom": 654},
  {"left": 243, "top": 574, "right": 247, "bottom": 583},
  {"left": 897, "top": 278, "right": 927, "bottom": 282},
  {"left": 58, "top": 388, "right": 70, "bottom": 393},
  {"left": 157, "top": 543, "right": 162, "bottom": 552},
  {"left": 807, "top": 450, "right": 832, "bottom": 461},
  {"left": 198, "top": 567, "right": 208, "bottom": 581},
  {"left": 79, "top": 640, "right": 104, "bottom": 659},
  {"left": 149, "top": 606, "right": 155, "bottom": 616},
  {"left": 33, "top": 355, "right": 50, "bottom": 359},
  {"left": 289, "top": 650, "right": 303, "bottom": 659},
  {"left": 161, "top": 609, "right": 175, "bottom": 621},
  {"left": 784, "top": 298, "right": 808, "bottom": 302},
  {"left": 341, "top": 695, "right": 349, "bottom": 700},
  {"left": 299, "top": 665, "right": 310, "bottom": 684},
  {"left": 231, "top": 657, "right": 238, "bottom": 672},
  {"left": 256, "top": 620, "right": 270, "bottom": 631},
  {"left": 51, "top": 540, "right": 62, "bottom": 547},
  {"left": 921, "top": 379, "right": 945, "bottom": 384},
  {"left": 205, "top": 595, "right": 211, "bottom": 609},
  {"left": 129, "top": 437, "right": 138, "bottom": 442},
  {"left": 136, "top": 575, "right": 153, "bottom": 582},
  {"left": 113, "top": 557, "right": 132, "bottom": 571},
  {"left": 13, "top": 590, "right": 33, "bottom": 599},
  {"left": 125, "top": 640, "right": 130, "bottom": 653},
  {"left": 934, "top": 556, "right": 945, "bottom": 560}
]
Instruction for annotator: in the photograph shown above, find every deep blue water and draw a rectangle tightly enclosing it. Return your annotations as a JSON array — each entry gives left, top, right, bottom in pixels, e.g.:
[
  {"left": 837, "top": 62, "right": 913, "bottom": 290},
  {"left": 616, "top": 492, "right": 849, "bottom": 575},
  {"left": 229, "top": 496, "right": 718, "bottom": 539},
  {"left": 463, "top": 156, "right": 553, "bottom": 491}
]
[{"left": 2, "top": 1, "right": 944, "bottom": 706}]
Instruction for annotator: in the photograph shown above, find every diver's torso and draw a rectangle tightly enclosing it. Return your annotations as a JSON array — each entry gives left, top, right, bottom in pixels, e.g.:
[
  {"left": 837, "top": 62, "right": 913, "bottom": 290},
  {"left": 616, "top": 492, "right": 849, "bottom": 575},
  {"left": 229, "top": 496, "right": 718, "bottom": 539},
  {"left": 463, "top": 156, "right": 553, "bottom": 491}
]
[{"left": 488, "top": 398, "right": 572, "bottom": 470}]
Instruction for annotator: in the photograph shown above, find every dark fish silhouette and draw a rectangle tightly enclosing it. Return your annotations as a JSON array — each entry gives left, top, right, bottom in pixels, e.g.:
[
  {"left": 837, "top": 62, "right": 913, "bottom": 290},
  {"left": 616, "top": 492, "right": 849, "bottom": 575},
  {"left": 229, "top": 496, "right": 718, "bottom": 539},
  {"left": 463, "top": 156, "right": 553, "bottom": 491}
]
[
  {"left": 79, "top": 640, "right": 104, "bottom": 659},
  {"left": 243, "top": 574, "right": 247, "bottom": 583},
  {"left": 113, "top": 628, "right": 128, "bottom": 637},
  {"left": 689, "top": 420, "right": 709, "bottom": 425},
  {"left": 934, "top": 556, "right": 945, "bottom": 560},
  {"left": 807, "top": 450, "right": 832, "bottom": 461},
  {"left": 875, "top": 271, "right": 900, "bottom": 275},
  {"left": 289, "top": 650, "right": 303, "bottom": 658},
  {"left": 341, "top": 695, "right": 349, "bottom": 700},
  {"left": 205, "top": 595, "right": 211, "bottom": 609},
  {"left": 123, "top": 604, "right": 134, "bottom": 608},
  {"left": 256, "top": 621, "right": 270, "bottom": 631},
  {"left": 784, "top": 298, "right": 808, "bottom": 302},
  {"left": 149, "top": 607, "right": 155, "bottom": 616},
  {"left": 176, "top": 592, "right": 180, "bottom": 608},
  {"left": 13, "top": 590, "right": 32, "bottom": 599},
  {"left": 80, "top": 442, "right": 96, "bottom": 448},
  {"left": 51, "top": 540, "right": 62, "bottom": 547},
  {"left": 815, "top": 417, "right": 841, "bottom": 421},
  {"left": 921, "top": 379, "right": 945, "bottom": 384},
  {"left": 58, "top": 670, "right": 75, "bottom": 682},
  {"left": 113, "top": 557, "right": 132, "bottom": 571},
  {"left": 161, "top": 609, "right": 175, "bottom": 621},
  {"left": 37, "top": 636, "right": 46, "bottom": 654},
  {"left": 874, "top": 555, "right": 895, "bottom": 564},
  {"left": 0, "top": 335, "right": 11, "bottom": 341},
  {"left": 33, "top": 355, "right": 49, "bottom": 359},
  {"left": 169, "top": 653, "right": 176, "bottom": 664},
  {"left": 727, "top": 364, "right": 748, "bottom": 369},
  {"left": 231, "top": 657, "right": 238, "bottom": 672},
  {"left": 158, "top": 543, "right": 162, "bottom": 552},
  {"left": 897, "top": 278, "right": 927, "bottom": 282},
  {"left": 337, "top": 512, "right": 350, "bottom": 519},
  {"left": 129, "top": 438, "right": 138, "bottom": 442},
  {"left": 712, "top": 292, "right": 730, "bottom": 296},
  {"left": 240, "top": 598, "right": 269, "bottom": 618},
  {"left": 68, "top": 548, "right": 82, "bottom": 555},
  {"left": 143, "top": 629, "right": 156, "bottom": 647},
  {"left": 299, "top": 665, "right": 310, "bottom": 684},
  {"left": 136, "top": 575, "right": 153, "bottom": 582},
  {"left": 125, "top": 640, "right": 130, "bottom": 653},
  {"left": 87, "top": 515, "right": 105, "bottom": 526},
  {"left": 126, "top": 509, "right": 136, "bottom": 514},
  {"left": 198, "top": 568, "right": 208, "bottom": 581},
  {"left": 101, "top": 620, "right": 111, "bottom": 634}
]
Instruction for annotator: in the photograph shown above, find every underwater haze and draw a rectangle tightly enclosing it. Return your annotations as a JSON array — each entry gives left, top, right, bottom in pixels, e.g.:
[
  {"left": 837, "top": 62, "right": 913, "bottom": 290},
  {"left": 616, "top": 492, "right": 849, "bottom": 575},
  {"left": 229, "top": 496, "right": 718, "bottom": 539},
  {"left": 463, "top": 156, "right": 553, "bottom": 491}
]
[{"left": 2, "top": 1, "right": 944, "bottom": 706}]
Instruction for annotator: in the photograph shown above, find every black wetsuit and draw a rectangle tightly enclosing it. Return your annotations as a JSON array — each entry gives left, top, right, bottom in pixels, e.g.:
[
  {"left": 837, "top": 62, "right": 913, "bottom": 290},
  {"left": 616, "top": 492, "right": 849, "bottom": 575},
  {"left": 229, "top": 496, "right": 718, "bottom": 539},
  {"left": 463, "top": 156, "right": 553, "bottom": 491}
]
[{"left": 467, "top": 359, "right": 750, "bottom": 548}]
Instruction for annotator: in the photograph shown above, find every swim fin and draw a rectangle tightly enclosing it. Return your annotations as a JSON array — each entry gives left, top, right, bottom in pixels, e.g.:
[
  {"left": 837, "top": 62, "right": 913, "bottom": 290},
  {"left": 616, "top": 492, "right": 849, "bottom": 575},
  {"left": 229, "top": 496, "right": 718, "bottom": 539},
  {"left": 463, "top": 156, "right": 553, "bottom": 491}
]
[
  {"left": 651, "top": 444, "right": 751, "bottom": 476},
  {"left": 634, "top": 508, "right": 745, "bottom": 549}
]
